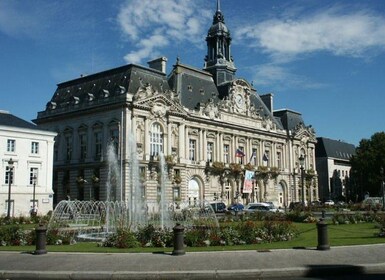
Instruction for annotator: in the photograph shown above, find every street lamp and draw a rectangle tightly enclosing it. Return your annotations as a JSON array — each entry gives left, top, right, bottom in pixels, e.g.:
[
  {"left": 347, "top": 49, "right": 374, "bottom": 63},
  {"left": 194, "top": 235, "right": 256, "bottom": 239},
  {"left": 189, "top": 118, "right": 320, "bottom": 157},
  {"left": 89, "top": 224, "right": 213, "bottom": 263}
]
[
  {"left": 299, "top": 155, "right": 305, "bottom": 207},
  {"left": 7, "top": 158, "right": 14, "bottom": 219},
  {"left": 32, "top": 175, "right": 37, "bottom": 216}
]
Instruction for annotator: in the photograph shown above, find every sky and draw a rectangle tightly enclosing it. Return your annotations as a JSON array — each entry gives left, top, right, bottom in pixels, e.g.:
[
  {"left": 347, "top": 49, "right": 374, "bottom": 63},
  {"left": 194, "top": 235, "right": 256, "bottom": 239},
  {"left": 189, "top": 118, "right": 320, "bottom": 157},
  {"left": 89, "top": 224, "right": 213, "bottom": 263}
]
[{"left": 1, "top": 0, "right": 385, "bottom": 146}]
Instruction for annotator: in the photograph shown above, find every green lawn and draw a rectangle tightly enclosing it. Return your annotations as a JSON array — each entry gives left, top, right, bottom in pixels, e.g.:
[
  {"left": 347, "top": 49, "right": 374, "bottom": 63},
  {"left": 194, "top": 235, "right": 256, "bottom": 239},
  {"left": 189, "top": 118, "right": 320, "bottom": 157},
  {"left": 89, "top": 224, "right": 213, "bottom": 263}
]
[{"left": 1, "top": 222, "right": 384, "bottom": 253}]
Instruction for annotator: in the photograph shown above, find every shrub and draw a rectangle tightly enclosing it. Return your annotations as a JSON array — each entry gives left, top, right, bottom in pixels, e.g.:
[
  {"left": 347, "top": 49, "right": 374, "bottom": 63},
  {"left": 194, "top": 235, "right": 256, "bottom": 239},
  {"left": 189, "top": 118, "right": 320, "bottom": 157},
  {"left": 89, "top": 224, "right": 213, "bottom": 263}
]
[
  {"left": 0, "top": 225, "right": 28, "bottom": 246},
  {"left": 185, "top": 226, "right": 210, "bottom": 247},
  {"left": 220, "top": 226, "right": 241, "bottom": 245},
  {"left": 46, "top": 227, "right": 73, "bottom": 245},
  {"left": 236, "top": 220, "right": 259, "bottom": 244},
  {"left": 286, "top": 211, "right": 314, "bottom": 223},
  {"left": 136, "top": 224, "right": 173, "bottom": 247},
  {"left": 102, "top": 228, "right": 140, "bottom": 248}
]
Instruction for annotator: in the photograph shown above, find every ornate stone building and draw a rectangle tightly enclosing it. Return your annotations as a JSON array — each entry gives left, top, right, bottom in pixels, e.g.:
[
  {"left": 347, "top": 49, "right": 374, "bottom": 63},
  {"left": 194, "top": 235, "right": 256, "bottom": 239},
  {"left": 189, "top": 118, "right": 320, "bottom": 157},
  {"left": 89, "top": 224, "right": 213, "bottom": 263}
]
[{"left": 34, "top": 2, "right": 317, "bottom": 208}]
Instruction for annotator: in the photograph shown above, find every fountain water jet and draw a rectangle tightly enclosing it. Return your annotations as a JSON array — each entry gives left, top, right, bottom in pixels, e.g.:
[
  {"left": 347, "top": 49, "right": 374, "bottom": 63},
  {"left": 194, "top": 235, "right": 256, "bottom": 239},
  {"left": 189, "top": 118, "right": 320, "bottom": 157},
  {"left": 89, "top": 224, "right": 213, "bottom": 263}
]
[{"left": 48, "top": 132, "right": 219, "bottom": 241}]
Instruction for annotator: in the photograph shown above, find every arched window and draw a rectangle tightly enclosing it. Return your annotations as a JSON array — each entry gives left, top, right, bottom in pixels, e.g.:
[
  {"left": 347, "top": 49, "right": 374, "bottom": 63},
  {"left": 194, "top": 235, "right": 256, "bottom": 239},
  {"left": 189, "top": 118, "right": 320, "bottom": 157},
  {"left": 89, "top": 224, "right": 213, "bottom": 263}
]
[{"left": 150, "top": 123, "right": 163, "bottom": 156}]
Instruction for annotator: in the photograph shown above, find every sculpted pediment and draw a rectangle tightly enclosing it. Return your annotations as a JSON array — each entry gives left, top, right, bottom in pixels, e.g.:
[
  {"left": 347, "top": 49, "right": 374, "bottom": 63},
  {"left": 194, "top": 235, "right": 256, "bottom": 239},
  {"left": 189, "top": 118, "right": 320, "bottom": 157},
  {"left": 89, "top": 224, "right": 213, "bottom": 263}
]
[
  {"left": 293, "top": 123, "right": 316, "bottom": 143},
  {"left": 133, "top": 88, "right": 186, "bottom": 117}
]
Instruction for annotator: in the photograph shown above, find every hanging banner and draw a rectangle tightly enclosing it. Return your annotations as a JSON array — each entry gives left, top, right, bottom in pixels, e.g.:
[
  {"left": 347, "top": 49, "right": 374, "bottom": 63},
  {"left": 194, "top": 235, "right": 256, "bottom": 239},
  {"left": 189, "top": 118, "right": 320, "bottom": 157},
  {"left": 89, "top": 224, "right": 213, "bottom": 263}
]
[{"left": 243, "top": 170, "right": 254, "bottom": 193}]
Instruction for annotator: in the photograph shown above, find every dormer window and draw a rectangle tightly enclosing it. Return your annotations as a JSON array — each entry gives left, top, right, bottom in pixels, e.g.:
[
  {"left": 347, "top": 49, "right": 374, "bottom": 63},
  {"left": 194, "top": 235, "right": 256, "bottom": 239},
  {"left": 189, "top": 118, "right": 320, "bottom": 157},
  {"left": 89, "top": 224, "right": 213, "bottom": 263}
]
[
  {"left": 72, "top": 96, "right": 80, "bottom": 105},
  {"left": 87, "top": 93, "right": 94, "bottom": 102}
]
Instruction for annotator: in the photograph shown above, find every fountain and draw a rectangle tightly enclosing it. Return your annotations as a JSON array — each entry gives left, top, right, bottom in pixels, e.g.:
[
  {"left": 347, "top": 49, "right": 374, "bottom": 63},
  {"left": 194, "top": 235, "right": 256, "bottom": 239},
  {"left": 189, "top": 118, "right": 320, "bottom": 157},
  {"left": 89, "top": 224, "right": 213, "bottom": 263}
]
[{"left": 48, "top": 135, "right": 219, "bottom": 242}]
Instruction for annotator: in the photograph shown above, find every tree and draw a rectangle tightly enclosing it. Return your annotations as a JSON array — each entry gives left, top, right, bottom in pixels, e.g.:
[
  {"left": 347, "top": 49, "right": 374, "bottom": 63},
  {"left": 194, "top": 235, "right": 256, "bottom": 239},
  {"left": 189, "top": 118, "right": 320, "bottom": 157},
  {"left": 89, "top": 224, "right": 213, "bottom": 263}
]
[{"left": 350, "top": 132, "right": 385, "bottom": 199}]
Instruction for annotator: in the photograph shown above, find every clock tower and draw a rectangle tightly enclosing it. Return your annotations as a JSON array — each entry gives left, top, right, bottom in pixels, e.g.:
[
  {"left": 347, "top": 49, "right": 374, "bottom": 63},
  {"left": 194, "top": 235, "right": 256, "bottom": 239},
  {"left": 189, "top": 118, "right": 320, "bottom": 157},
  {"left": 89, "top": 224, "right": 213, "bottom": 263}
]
[{"left": 204, "top": 0, "right": 236, "bottom": 86}]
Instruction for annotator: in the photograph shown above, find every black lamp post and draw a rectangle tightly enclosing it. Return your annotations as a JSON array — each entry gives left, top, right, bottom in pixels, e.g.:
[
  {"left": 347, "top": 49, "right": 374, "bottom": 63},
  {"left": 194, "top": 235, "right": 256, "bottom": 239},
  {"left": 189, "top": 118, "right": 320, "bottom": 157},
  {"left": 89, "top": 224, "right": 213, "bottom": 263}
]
[
  {"left": 32, "top": 175, "right": 37, "bottom": 216},
  {"left": 7, "top": 158, "right": 14, "bottom": 219},
  {"left": 299, "top": 155, "right": 305, "bottom": 206}
]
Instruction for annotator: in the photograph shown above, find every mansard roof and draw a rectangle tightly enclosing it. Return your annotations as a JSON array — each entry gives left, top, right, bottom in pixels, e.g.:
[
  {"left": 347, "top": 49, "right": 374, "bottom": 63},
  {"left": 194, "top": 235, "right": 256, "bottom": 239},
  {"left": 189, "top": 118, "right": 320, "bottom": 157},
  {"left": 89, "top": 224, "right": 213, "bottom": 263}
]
[
  {"left": 36, "top": 63, "right": 170, "bottom": 120},
  {"left": 0, "top": 110, "right": 39, "bottom": 130},
  {"left": 274, "top": 109, "right": 305, "bottom": 131},
  {"left": 52, "top": 64, "right": 169, "bottom": 104},
  {"left": 168, "top": 61, "right": 220, "bottom": 110},
  {"left": 315, "top": 137, "right": 356, "bottom": 160}
]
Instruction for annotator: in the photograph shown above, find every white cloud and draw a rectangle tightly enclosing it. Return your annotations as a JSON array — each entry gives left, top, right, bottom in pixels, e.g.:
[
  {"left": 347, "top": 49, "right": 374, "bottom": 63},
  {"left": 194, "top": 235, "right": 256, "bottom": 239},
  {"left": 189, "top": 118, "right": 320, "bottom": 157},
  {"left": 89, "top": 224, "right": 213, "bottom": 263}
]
[
  {"left": 253, "top": 64, "right": 325, "bottom": 92},
  {"left": 117, "top": 0, "right": 211, "bottom": 64},
  {"left": 235, "top": 6, "right": 385, "bottom": 62}
]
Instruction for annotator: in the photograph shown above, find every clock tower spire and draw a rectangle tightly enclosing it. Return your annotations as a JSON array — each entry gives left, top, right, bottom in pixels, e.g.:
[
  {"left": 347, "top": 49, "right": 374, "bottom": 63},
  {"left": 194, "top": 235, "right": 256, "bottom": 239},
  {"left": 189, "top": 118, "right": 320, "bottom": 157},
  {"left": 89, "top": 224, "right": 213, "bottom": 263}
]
[{"left": 204, "top": 0, "right": 236, "bottom": 86}]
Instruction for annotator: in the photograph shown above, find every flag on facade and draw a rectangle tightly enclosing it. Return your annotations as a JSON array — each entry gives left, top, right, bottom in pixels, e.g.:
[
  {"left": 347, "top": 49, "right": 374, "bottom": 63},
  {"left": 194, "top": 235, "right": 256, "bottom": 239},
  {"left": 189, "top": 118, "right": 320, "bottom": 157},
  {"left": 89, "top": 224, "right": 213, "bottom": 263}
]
[{"left": 235, "top": 149, "right": 245, "bottom": 158}]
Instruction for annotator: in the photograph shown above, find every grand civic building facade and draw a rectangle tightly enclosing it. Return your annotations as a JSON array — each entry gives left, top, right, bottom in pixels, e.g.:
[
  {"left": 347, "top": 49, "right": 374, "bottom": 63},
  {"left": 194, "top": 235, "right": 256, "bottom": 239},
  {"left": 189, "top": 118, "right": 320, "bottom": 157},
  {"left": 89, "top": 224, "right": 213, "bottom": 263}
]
[{"left": 34, "top": 2, "right": 317, "bottom": 208}]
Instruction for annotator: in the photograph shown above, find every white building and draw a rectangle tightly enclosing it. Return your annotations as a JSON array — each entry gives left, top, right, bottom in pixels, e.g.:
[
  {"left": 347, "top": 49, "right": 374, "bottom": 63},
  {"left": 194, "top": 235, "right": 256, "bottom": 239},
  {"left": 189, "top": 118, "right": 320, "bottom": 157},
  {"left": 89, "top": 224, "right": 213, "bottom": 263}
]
[
  {"left": 315, "top": 137, "right": 356, "bottom": 202},
  {"left": 34, "top": 3, "right": 317, "bottom": 209},
  {"left": 0, "top": 110, "right": 56, "bottom": 217}
]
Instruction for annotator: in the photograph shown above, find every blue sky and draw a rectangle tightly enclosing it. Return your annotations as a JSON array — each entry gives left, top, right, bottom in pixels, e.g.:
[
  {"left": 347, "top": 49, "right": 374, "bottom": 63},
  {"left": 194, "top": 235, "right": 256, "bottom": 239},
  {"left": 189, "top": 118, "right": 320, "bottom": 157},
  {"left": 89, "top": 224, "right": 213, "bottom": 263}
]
[{"left": 1, "top": 0, "right": 384, "bottom": 146}]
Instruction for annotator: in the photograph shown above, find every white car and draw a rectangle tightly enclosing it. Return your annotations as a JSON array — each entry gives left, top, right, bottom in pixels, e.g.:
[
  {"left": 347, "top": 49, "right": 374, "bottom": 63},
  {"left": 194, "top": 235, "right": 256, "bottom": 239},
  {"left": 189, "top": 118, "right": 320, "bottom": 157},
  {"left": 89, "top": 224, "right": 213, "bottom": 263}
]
[
  {"left": 245, "top": 203, "right": 284, "bottom": 213},
  {"left": 324, "top": 200, "right": 335, "bottom": 206}
]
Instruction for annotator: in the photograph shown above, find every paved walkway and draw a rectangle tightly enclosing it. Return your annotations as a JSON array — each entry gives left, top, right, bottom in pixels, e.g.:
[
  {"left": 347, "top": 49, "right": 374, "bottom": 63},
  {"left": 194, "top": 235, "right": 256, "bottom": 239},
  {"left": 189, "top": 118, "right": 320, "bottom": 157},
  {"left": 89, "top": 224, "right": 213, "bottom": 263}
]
[{"left": 1, "top": 244, "right": 385, "bottom": 279}]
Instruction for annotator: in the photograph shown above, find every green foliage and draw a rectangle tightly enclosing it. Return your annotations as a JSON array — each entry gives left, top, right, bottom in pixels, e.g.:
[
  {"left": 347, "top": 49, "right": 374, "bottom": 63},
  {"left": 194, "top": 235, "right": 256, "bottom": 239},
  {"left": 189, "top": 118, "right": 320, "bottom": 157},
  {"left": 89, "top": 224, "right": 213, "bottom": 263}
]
[
  {"left": 285, "top": 210, "right": 316, "bottom": 223},
  {"left": 136, "top": 224, "right": 173, "bottom": 247},
  {"left": 350, "top": 132, "right": 385, "bottom": 199},
  {"left": 102, "top": 228, "right": 140, "bottom": 249},
  {"left": 0, "top": 225, "right": 29, "bottom": 246},
  {"left": 332, "top": 211, "right": 385, "bottom": 225},
  {"left": 184, "top": 226, "right": 212, "bottom": 247},
  {"left": 46, "top": 228, "right": 73, "bottom": 245}
]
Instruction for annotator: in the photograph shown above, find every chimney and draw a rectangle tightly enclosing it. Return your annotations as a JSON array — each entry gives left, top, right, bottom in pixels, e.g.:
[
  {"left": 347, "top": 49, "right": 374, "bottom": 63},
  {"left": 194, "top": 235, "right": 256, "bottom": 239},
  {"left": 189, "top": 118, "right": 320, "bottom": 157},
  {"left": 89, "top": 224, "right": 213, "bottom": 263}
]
[
  {"left": 260, "top": 93, "right": 274, "bottom": 112},
  {"left": 147, "top": 57, "right": 168, "bottom": 74}
]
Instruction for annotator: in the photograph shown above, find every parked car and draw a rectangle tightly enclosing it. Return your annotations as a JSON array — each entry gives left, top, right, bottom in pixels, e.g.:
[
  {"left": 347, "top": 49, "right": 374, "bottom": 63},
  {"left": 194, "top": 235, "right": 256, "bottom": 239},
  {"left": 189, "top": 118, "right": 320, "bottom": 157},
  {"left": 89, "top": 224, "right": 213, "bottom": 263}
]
[
  {"left": 210, "top": 202, "right": 227, "bottom": 213},
  {"left": 324, "top": 200, "right": 335, "bottom": 206},
  {"left": 245, "top": 202, "right": 284, "bottom": 213},
  {"left": 244, "top": 203, "right": 270, "bottom": 213},
  {"left": 227, "top": 203, "right": 244, "bottom": 213}
]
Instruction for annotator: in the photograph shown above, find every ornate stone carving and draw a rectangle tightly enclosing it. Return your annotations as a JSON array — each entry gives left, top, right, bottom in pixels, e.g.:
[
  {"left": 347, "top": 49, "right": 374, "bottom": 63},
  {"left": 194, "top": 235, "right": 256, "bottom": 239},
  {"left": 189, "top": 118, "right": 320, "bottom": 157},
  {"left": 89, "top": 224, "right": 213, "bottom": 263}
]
[
  {"left": 202, "top": 98, "right": 219, "bottom": 119},
  {"left": 135, "top": 83, "right": 157, "bottom": 100},
  {"left": 151, "top": 103, "right": 167, "bottom": 119}
]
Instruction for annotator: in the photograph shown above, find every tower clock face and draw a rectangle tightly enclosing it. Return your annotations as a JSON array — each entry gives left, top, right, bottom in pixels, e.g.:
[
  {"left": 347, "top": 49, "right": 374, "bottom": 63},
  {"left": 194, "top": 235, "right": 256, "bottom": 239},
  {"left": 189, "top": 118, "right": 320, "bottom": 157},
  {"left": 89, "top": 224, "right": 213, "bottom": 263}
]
[{"left": 235, "top": 94, "right": 244, "bottom": 108}]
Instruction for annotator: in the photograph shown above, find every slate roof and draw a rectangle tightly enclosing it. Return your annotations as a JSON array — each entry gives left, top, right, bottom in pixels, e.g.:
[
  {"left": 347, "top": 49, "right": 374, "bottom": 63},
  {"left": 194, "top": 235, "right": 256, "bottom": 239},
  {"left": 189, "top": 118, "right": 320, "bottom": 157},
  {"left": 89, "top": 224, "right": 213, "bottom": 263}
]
[
  {"left": 36, "top": 63, "right": 170, "bottom": 120},
  {"left": 315, "top": 137, "right": 356, "bottom": 160},
  {"left": 51, "top": 64, "right": 169, "bottom": 105},
  {"left": 274, "top": 109, "right": 305, "bottom": 131},
  {"left": 0, "top": 111, "right": 39, "bottom": 130},
  {"left": 168, "top": 62, "right": 220, "bottom": 110}
]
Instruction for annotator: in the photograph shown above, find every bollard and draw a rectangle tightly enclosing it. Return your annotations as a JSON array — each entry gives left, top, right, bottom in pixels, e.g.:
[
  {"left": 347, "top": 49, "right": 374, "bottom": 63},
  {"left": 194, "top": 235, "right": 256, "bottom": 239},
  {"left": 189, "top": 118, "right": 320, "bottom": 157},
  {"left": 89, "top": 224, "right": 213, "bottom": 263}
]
[
  {"left": 316, "top": 219, "right": 330, "bottom": 250},
  {"left": 172, "top": 223, "right": 185, "bottom": 256},
  {"left": 34, "top": 224, "right": 47, "bottom": 255}
]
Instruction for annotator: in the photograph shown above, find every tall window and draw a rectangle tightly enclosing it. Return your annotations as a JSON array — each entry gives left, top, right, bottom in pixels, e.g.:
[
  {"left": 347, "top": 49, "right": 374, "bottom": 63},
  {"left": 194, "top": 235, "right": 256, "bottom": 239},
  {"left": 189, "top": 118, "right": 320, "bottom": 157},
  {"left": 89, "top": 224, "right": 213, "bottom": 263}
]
[
  {"left": 110, "top": 128, "right": 119, "bottom": 154},
  {"left": 94, "top": 131, "right": 102, "bottom": 159},
  {"left": 150, "top": 123, "right": 163, "bottom": 156},
  {"left": 79, "top": 134, "right": 87, "bottom": 160},
  {"left": 7, "top": 139, "right": 15, "bottom": 152},
  {"left": 5, "top": 166, "right": 14, "bottom": 184},
  {"left": 224, "top": 144, "right": 229, "bottom": 164},
  {"left": 251, "top": 148, "right": 257, "bottom": 165},
  {"left": 31, "top": 142, "right": 39, "bottom": 154},
  {"left": 207, "top": 142, "right": 214, "bottom": 162},
  {"left": 29, "top": 168, "right": 38, "bottom": 185},
  {"left": 65, "top": 135, "right": 72, "bottom": 161},
  {"left": 263, "top": 150, "right": 270, "bottom": 166},
  {"left": 189, "top": 139, "right": 196, "bottom": 161},
  {"left": 277, "top": 151, "right": 282, "bottom": 170}
]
